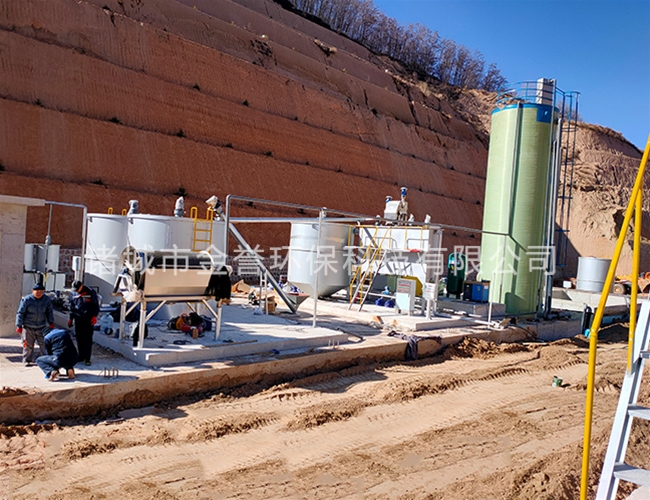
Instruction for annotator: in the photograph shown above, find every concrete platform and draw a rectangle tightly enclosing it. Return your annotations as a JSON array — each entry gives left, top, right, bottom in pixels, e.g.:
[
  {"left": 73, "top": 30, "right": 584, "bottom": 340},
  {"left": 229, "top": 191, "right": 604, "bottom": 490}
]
[
  {"left": 94, "top": 301, "right": 348, "bottom": 366},
  {"left": 552, "top": 287, "right": 638, "bottom": 314}
]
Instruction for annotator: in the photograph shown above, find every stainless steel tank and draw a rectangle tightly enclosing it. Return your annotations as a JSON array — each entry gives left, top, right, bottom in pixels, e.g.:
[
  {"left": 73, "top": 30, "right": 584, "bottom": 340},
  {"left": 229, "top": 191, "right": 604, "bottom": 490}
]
[
  {"left": 576, "top": 257, "right": 612, "bottom": 293},
  {"left": 85, "top": 214, "right": 130, "bottom": 300}
]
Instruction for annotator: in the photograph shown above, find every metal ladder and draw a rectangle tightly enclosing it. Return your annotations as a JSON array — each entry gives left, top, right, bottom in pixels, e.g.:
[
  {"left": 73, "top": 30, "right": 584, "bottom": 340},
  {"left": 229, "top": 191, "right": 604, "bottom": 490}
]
[
  {"left": 597, "top": 300, "right": 650, "bottom": 499},
  {"left": 349, "top": 248, "right": 387, "bottom": 311},
  {"left": 348, "top": 226, "right": 392, "bottom": 311},
  {"left": 191, "top": 207, "right": 214, "bottom": 252}
]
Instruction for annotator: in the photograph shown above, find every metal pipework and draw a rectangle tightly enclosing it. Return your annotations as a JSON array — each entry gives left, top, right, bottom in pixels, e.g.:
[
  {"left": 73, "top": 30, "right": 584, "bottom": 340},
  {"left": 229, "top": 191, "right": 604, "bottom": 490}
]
[{"left": 223, "top": 194, "right": 373, "bottom": 254}]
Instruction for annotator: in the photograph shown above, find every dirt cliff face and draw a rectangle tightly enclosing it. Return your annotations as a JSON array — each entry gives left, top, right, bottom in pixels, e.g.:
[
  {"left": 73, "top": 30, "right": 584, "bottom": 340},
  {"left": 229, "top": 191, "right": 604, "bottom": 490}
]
[
  {"left": 0, "top": 0, "right": 643, "bottom": 277},
  {"left": 562, "top": 124, "right": 646, "bottom": 276},
  {"left": 0, "top": 0, "right": 486, "bottom": 255}
]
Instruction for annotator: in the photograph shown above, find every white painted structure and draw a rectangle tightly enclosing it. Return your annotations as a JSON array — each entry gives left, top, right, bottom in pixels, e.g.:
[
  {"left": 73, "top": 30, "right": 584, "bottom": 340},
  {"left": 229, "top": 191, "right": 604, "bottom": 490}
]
[
  {"left": 0, "top": 195, "right": 45, "bottom": 337},
  {"left": 358, "top": 225, "right": 443, "bottom": 287}
]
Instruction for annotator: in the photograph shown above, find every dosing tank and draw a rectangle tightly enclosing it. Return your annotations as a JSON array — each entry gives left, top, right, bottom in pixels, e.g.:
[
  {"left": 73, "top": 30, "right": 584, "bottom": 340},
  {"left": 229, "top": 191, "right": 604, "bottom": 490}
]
[
  {"left": 288, "top": 222, "right": 350, "bottom": 297},
  {"left": 479, "top": 81, "right": 557, "bottom": 314}
]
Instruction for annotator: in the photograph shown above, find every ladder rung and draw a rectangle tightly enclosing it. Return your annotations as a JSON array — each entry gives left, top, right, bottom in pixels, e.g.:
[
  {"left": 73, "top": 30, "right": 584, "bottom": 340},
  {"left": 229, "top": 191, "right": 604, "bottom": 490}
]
[
  {"left": 613, "top": 463, "right": 650, "bottom": 487},
  {"left": 629, "top": 405, "right": 650, "bottom": 421},
  {"left": 641, "top": 351, "right": 650, "bottom": 359}
]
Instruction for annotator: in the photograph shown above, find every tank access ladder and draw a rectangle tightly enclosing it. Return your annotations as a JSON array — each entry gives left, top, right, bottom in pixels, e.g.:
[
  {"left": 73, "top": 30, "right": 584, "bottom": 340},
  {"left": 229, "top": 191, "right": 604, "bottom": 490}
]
[
  {"left": 597, "top": 299, "right": 650, "bottom": 499},
  {"left": 349, "top": 249, "right": 387, "bottom": 311},
  {"left": 349, "top": 226, "right": 390, "bottom": 311},
  {"left": 191, "top": 207, "right": 214, "bottom": 252},
  {"left": 228, "top": 223, "right": 297, "bottom": 314}
]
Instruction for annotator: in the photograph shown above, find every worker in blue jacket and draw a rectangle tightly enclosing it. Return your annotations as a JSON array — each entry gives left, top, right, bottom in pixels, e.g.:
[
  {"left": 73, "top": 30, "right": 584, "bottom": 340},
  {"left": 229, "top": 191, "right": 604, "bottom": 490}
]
[
  {"left": 16, "top": 283, "right": 55, "bottom": 366},
  {"left": 68, "top": 281, "right": 100, "bottom": 366},
  {"left": 36, "top": 328, "right": 78, "bottom": 381}
]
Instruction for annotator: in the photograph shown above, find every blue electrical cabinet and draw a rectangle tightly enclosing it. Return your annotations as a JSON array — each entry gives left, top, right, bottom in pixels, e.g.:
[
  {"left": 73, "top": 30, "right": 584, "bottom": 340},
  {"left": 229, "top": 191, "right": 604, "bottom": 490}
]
[{"left": 463, "top": 281, "right": 490, "bottom": 302}]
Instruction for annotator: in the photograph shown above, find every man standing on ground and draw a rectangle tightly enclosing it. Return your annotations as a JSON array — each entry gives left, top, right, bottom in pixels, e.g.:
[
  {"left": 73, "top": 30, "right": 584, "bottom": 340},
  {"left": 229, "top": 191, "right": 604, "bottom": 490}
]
[
  {"left": 36, "top": 328, "right": 78, "bottom": 381},
  {"left": 68, "top": 280, "right": 99, "bottom": 366},
  {"left": 16, "top": 283, "right": 55, "bottom": 366}
]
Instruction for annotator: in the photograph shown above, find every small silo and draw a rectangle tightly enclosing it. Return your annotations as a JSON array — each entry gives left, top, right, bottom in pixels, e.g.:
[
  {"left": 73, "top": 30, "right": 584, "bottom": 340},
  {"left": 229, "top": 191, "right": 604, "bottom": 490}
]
[{"left": 479, "top": 79, "right": 558, "bottom": 314}]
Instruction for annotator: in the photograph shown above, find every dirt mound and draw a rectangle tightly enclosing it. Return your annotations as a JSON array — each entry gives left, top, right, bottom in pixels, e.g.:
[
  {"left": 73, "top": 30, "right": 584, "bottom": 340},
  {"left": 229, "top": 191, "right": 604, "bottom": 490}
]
[
  {"left": 443, "top": 337, "right": 529, "bottom": 359},
  {"left": 285, "top": 399, "right": 367, "bottom": 430},
  {"left": 0, "top": 422, "right": 56, "bottom": 438},
  {"left": 62, "top": 438, "right": 118, "bottom": 461},
  {"left": 522, "top": 344, "right": 587, "bottom": 375},
  {"left": 187, "top": 413, "right": 272, "bottom": 441},
  {"left": 0, "top": 387, "right": 28, "bottom": 398},
  {"left": 508, "top": 449, "right": 582, "bottom": 500}
]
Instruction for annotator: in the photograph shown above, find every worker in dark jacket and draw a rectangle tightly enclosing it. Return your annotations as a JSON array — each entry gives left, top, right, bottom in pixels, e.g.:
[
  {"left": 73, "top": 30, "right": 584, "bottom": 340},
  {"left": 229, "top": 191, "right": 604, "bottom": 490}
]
[
  {"left": 68, "top": 281, "right": 100, "bottom": 366},
  {"left": 36, "top": 328, "right": 78, "bottom": 381},
  {"left": 16, "top": 283, "right": 55, "bottom": 366}
]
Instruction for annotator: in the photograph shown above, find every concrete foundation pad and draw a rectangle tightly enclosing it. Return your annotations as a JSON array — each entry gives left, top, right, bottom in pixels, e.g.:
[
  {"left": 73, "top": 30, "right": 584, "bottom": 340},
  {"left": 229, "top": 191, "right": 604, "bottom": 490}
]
[
  {"left": 552, "top": 287, "right": 637, "bottom": 314},
  {"left": 93, "top": 302, "right": 350, "bottom": 366},
  {"left": 94, "top": 324, "right": 348, "bottom": 367}
]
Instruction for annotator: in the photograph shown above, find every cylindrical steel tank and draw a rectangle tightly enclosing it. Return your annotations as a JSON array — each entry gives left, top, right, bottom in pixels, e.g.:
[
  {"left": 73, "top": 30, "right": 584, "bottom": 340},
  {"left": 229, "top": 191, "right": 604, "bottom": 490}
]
[
  {"left": 24, "top": 244, "right": 35, "bottom": 271},
  {"left": 288, "top": 222, "right": 350, "bottom": 297},
  {"left": 479, "top": 94, "right": 557, "bottom": 314},
  {"left": 127, "top": 214, "right": 226, "bottom": 259},
  {"left": 576, "top": 257, "right": 612, "bottom": 293},
  {"left": 127, "top": 214, "right": 191, "bottom": 251},
  {"left": 35, "top": 244, "right": 60, "bottom": 273},
  {"left": 85, "top": 214, "right": 130, "bottom": 301}
]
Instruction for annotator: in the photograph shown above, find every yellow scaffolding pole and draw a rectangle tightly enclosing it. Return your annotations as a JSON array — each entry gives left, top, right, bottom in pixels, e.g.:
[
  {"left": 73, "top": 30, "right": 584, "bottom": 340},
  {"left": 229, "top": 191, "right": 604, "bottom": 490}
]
[{"left": 580, "top": 134, "right": 650, "bottom": 499}]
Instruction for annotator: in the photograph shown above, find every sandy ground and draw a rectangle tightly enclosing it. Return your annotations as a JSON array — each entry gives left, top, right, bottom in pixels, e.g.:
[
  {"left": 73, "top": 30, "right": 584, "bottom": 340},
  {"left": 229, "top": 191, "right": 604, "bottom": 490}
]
[{"left": 1, "top": 324, "right": 649, "bottom": 500}]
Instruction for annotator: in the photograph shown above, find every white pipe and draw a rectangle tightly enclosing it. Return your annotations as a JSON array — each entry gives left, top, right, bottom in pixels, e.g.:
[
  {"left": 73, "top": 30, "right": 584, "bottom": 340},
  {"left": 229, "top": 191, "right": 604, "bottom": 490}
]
[{"left": 312, "top": 208, "right": 325, "bottom": 328}]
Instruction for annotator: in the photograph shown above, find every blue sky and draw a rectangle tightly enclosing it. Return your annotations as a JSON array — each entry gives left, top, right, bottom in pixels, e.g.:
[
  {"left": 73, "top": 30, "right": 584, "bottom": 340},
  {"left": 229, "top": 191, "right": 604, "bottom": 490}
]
[{"left": 373, "top": 0, "right": 649, "bottom": 151}]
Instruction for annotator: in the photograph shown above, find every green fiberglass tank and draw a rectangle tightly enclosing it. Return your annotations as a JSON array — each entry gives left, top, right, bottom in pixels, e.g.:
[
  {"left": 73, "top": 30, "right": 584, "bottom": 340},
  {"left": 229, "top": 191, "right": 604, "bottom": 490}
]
[{"left": 479, "top": 86, "right": 557, "bottom": 314}]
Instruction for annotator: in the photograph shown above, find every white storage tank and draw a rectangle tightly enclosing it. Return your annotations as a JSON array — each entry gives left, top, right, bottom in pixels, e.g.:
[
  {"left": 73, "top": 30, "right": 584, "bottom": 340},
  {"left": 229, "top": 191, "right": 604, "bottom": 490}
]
[
  {"left": 288, "top": 222, "right": 350, "bottom": 297},
  {"left": 127, "top": 214, "right": 226, "bottom": 258},
  {"left": 576, "top": 256, "right": 612, "bottom": 293},
  {"left": 127, "top": 214, "right": 192, "bottom": 251},
  {"left": 24, "top": 244, "right": 35, "bottom": 271},
  {"left": 85, "top": 214, "right": 129, "bottom": 300},
  {"left": 35, "top": 244, "right": 60, "bottom": 273}
]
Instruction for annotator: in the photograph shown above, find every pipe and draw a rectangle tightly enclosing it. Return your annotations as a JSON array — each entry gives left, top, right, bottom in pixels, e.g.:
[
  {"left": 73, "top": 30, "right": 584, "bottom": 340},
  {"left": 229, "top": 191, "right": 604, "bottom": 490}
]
[
  {"left": 43, "top": 200, "right": 88, "bottom": 279},
  {"left": 229, "top": 217, "right": 376, "bottom": 224},
  {"left": 540, "top": 115, "right": 563, "bottom": 317},
  {"left": 224, "top": 194, "right": 372, "bottom": 254},
  {"left": 312, "top": 209, "right": 324, "bottom": 328}
]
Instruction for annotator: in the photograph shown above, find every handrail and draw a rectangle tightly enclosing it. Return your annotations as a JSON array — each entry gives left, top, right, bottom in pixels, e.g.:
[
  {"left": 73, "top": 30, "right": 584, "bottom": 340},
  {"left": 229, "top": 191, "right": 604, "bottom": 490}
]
[{"left": 580, "top": 134, "right": 650, "bottom": 499}]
